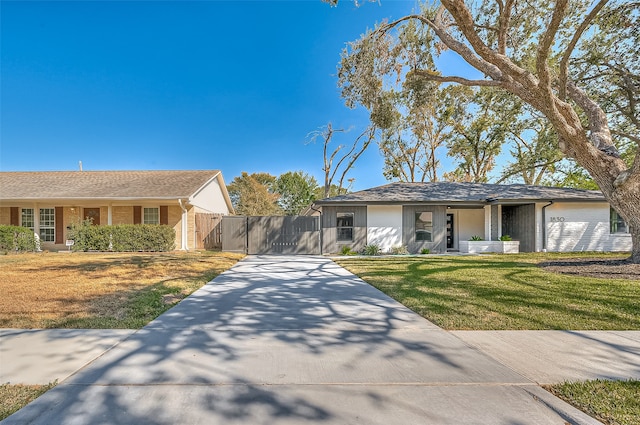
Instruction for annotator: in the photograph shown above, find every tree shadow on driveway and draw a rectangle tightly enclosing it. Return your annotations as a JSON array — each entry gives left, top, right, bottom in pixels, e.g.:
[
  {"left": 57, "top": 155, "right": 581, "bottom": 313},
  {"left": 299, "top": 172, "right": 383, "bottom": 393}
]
[{"left": 3, "top": 255, "right": 540, "bottom": 425}]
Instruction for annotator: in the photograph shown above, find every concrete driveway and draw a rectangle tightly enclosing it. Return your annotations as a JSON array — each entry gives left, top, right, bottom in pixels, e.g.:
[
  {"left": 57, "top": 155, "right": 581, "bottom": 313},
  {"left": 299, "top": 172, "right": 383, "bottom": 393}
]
[{"left": 2, "top": 255, "right": 600, "bottom": 424}]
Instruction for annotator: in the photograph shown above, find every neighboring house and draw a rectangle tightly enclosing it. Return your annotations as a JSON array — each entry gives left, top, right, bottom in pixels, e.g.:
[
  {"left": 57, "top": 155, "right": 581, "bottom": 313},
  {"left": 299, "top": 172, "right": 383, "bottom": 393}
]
[
  {"left": 312, "top": 182, "right": 632, "bottom": 255},
  {"left": 0, "top": 170, "right": 234, "bottom": 251}
]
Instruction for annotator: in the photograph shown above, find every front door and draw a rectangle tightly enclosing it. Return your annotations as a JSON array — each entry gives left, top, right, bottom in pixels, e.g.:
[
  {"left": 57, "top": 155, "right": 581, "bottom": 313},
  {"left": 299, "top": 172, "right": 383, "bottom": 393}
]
[
  {"left": 446, "top": 213, "right": 454, "bottom": 250},
  {"left": 84, "top": 208, "right": 101, "bottom": 225}
]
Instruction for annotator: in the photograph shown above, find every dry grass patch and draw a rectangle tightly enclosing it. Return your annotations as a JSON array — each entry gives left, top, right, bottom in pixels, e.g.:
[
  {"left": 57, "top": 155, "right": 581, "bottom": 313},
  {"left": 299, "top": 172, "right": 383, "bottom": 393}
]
[
  {"left": 0, "top": 251, "right": 244, "bottom": 328},
  {"left": 0, "top": 382, "right": 57, "bottom": 421}
]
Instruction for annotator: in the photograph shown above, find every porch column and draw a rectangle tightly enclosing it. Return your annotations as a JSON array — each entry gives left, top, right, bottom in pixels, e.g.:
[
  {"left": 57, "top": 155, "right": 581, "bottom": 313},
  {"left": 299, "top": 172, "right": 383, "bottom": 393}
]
[
  {"left": 497, "top": 204, "right": 503, "bottom": 238},
  {"left": 107, "top": 204, "right": 113, "bottom": 225},
  {"left": 534, "top": 203, "right": 543, "bottom": 252},
  {"left": 178, "top": 199, "right": 188, "bottom": 251},
  {"left": 484, "top": 205, "right": 492, "bottom": 241},
  {"left": 33, "top": 203, "right": 40, "bottom": 239}
]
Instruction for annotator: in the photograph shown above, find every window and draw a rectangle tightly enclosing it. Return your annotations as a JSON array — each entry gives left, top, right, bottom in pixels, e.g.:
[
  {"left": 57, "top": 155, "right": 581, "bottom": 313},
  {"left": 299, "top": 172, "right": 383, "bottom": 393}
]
[
  {"left": 21, "top": 208, "right": 34, "bottom": 231},
  {"left": 610, "top": 208, "right": 629, "bottom": 234},
  {"left": 143, "top": 207, "right": 160, "bottom": 225},
  {"left": 415, "top": 212, "right": 433, "bottom": 242},
  {"left": 337, "top": 212, "right": 354, "bottom": 242},
  {"left": 39, "top": 208, "right": 55, "bottom": 242}
]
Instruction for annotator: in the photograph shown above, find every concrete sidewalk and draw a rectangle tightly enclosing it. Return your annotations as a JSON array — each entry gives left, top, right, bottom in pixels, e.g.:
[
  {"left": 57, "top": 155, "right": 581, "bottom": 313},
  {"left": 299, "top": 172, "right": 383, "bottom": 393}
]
[
  {"left": 0, "top": 255, "right": 619, "bottom": 424},
  {"left": 1, "top": 329, "right": 136, "bottom": 385},
  {"left": 452, "top": 330, "right": 640, "bottom": 385}
]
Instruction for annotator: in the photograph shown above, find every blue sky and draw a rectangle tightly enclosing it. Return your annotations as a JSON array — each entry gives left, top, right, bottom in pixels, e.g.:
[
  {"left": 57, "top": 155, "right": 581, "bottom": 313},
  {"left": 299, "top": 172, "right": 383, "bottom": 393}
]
[{"left": 1, "top": 0, "right": 463, "bottom": 191}]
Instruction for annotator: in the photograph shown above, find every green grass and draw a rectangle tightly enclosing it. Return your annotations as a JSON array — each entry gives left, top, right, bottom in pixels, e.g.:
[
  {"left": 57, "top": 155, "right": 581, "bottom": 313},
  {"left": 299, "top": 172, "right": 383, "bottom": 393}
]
[
  {"left": 336, "top": 253, "right": 640, "bottom": 330},
  {"left": 0, "top": 382, "right": 57, "bottom": 421},
  {"left": 546, "top": 380, "right": 640, "bottom": 425}
]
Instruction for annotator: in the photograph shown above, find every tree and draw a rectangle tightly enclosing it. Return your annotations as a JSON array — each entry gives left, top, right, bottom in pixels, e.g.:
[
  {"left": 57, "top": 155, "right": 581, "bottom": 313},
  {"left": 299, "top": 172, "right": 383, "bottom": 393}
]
[
  {"left": 227, "top": 172, "right": 282, "bottom": 216},
  {"left": 274, "top": 171, "right": 319, "bottom": 215},
  {"left": 543, "top": 160, "right": 600, "bottom": 190},
  {"left": 379, "top": 83, "right": 464, "bottom": 182},
  {"left": 443, "top": 87, "right": 512, "bottom": 182},
  {"left": 308, "top": 123, "right": 377, "bottom": 198},
  {"left": 497, "top": 101, "right": 564, "bottom": 185},
  {"left": 337, "top": 0, "right": 640, "bottom": 262}
]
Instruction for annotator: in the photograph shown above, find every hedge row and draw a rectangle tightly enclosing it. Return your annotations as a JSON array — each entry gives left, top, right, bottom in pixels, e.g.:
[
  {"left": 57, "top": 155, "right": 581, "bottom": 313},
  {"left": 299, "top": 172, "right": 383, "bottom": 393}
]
[
  {"left": 0, "top": 226, "right": 38, "bottom": 252},
  {"left": 69, "top": 223, "right": 176, "bottom": 252}
]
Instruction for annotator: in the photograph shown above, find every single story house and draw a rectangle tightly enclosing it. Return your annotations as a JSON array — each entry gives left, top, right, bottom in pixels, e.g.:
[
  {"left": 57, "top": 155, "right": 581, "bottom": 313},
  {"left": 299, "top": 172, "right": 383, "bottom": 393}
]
[
  {"left": 312, "top": 182, "right": 632, "bottom": 255},
  {"left": 0, "top": 170, "right": 234, "bottom": 251}
]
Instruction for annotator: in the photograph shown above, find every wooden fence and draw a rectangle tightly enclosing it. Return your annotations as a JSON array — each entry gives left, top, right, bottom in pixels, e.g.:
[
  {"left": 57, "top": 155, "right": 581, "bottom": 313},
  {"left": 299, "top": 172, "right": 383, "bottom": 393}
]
[
  {"left": 195, "top": 213, "right": 223, "bottom": 250},
  {"left": 221, "top": 216, "right": 321, "bottom": 254}
]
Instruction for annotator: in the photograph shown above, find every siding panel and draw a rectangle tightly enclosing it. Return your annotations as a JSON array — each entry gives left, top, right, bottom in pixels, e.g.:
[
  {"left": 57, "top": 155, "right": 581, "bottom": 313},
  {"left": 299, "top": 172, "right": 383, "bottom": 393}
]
[
  {"left": 403, "top": 205, "right": 447, "bottom": 253},
  {"left": 321, "top": 206, "right": 367, "bottom": 254},
  {"left": 502, "top": 204, "right": 535, "bottom": 252}
]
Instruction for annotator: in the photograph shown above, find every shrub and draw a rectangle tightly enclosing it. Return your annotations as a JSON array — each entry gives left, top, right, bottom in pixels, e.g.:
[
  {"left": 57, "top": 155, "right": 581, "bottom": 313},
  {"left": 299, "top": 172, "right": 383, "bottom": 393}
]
[
  {"left": 420, "top": 248, "right": 430, "bottom": 255},
  {"left": 361, "top": 244, "right": 381, "bottom": 256},
  {"left": 389, "top": 245, "right": 409, "bottom": 255},
  {"left": 499, "top": 235, "right": 513, "bottom": 241},
  {"left": 469, "top": 235, "right": 484, "bottom": 241},
  {"left": 69, "top": 221, "right": 175, "bottom": 252},
  {"left": 340, "top": 246, "right": 356, "bottom": 256},
  {"left": 0, "top": 226, "right": 37, "bottom": 253}
]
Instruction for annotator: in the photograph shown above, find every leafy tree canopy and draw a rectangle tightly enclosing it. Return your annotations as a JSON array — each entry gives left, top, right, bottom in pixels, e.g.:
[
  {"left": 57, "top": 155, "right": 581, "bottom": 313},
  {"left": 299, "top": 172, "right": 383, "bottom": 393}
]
[{"left": 335, "top": 0, "right": 640, "bottom": 261}]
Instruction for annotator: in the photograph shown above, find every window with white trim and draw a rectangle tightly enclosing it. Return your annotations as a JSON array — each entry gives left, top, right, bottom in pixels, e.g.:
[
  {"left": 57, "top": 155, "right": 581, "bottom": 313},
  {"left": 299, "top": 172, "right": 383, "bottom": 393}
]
[
  {"left": 21, "top": 208, "right": 34, "bottom": 231},
  {"left": 610, "top": 208, "right": 629, "bottom": 234},
  {"left": 39, "top": 208, "right": 55, "bottom": 242},
  {"left": 143, "top": 207, "right": 160, "bottom": 225}
]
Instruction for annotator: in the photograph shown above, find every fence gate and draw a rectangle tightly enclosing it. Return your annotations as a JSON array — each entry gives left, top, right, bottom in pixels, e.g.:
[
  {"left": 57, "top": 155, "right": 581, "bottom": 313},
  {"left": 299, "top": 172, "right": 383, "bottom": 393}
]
[
  {"left": 221, "top": 216, "right": 248, "bottom": 253},
  {"left": 221, "top": 216, "right": 321, "bottom": 255},
  {"left": 195, "top": 213, "right": 223, "bottom": 250}
]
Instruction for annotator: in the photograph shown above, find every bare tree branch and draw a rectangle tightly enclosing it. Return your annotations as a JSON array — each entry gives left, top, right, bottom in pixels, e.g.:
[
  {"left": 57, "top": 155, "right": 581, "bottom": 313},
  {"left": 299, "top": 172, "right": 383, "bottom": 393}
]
[
  {"left": 537, "top": 0, "right": 568, "bottom": 104},
  {"left": 410, "top": 70, "right": 502, "bottom": 87},
  {"left": 611, "top": 130, "right": 640, "bottom": 146},
  {"left": 440, "top": 0, "right": 536, "bottom": 87},
  {"left": 379, "top": 13, "right": 505, "bottom": 82},
  {"left": 566, "top": 80, "right": 615, "bottom": 151},
  {"left": 337, "top": 126, "right": 376, "bottom": 191},
  {"left": 559, "top": 0, "right": 609, "bottom": 100},
  {"left": 497, "top": 0, "right": 515, "bottom": 54}
]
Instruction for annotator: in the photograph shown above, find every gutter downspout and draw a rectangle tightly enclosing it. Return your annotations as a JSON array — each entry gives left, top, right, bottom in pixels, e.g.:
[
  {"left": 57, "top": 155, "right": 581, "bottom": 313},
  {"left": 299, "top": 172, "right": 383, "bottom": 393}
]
[
  {"left": 541, "top": 201, "right": 554, "bottom": 251},
  {"left": 178, "top": 199, "right": 188, "bottom": 251}
]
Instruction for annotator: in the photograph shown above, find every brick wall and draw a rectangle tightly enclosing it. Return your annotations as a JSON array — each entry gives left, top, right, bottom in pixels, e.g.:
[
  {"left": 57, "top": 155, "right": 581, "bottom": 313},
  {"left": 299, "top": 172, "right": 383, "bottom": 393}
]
[{"left": 546, "top": 202, "right": 632, "bottom": 252}]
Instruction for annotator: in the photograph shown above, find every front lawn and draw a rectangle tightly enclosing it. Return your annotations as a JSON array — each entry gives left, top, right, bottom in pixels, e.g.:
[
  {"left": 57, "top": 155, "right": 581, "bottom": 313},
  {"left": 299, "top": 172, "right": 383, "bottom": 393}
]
[
  {"left": 0, "top": 383, "right": 56, "bottom": 421},
  {"left": 0, "top": 251, "right": 244, "bottom": 329},
  {"left": 335, "top": 253, "right": 640, "bottom": 330},
  {"left": 546, "top": 380, "right": 640, "bottom": 425}
]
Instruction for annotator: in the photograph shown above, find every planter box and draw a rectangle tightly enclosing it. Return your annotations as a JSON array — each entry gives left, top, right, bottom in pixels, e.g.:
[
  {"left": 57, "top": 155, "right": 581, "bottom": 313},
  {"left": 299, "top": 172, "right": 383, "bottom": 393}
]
[{"left": 459, "top": 240, "right": 520, "bottom": 254}]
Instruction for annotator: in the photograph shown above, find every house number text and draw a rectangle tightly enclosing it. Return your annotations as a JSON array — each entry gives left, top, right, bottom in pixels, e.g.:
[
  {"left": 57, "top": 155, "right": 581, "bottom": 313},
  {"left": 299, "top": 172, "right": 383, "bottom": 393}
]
[{"left": 550, "top": 217, "right": 566, "bottom": 222}]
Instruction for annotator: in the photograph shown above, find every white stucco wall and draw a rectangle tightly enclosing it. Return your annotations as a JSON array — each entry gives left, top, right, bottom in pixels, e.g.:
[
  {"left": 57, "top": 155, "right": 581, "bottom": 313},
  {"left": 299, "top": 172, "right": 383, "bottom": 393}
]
[
  {"left": 367, "top": 205, "right": 403, "bottom": 252},
  {"left": 545, "top": 202, "right": 632, "bottom": 252},
  {"left": 190, "top": 175, "right": 231, "bottom": 214},
  {"left": 453, "top": 209, "right": 485, "bottom": 247}
]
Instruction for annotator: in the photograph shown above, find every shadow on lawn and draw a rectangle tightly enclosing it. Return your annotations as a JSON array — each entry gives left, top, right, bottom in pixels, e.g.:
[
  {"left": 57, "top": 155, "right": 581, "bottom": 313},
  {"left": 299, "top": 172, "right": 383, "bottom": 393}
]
[{"left": 338, "top": 256, "right": 640, "bottom": 330}]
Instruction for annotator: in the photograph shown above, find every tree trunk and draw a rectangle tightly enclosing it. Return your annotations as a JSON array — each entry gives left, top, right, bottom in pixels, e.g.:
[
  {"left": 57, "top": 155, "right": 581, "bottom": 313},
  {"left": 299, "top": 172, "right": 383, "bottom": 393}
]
[{"left": 631, "top": 229, "right": 640, "bottom": 264}]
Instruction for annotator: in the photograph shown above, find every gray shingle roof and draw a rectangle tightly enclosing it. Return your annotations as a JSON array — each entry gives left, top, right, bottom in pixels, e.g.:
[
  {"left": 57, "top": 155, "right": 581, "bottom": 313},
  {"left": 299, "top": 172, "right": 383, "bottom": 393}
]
[
  {"left": 314, "top": 182, "right": 605, "bottom": 205},
  {"left": 0, "top": 170, "right": 222, "bottom": 200}
]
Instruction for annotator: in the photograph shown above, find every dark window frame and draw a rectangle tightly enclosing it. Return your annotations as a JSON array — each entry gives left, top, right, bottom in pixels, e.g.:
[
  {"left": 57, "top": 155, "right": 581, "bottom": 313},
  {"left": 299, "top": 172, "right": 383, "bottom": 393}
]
[
  {"left": 415, "top": 211, "right": 433, "bottom": 242},
  {"left": 610, "top": 208, "right": 629, "bottom": 234},
  {"left": 337, "top": 212, "right": 354, "bottom": 242}
]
